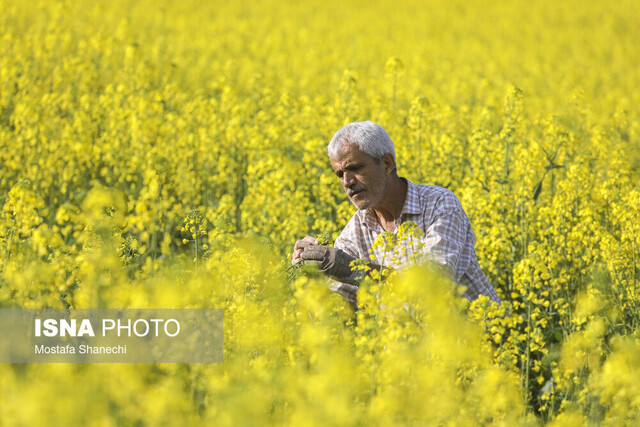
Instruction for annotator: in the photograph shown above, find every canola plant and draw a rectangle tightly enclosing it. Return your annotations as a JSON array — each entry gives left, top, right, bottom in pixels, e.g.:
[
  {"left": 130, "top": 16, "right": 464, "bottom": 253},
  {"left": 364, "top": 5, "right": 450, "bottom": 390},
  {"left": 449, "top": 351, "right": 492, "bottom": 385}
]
[{"left": 1, "top": 0, "right": 639, "bottom": 424}]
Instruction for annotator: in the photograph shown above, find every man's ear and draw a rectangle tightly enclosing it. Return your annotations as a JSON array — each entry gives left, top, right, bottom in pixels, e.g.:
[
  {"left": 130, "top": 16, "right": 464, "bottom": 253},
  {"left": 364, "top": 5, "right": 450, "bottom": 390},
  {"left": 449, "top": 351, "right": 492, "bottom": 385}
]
[{"left": 382, "top": 153, "right": 396, "bottom": 175}]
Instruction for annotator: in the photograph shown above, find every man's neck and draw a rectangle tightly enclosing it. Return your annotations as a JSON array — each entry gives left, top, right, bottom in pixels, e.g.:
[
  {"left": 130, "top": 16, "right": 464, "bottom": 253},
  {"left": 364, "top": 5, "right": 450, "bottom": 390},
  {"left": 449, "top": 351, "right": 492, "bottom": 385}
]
[{"left": 370, "top": 176, "right": 408, "bottom": 232}]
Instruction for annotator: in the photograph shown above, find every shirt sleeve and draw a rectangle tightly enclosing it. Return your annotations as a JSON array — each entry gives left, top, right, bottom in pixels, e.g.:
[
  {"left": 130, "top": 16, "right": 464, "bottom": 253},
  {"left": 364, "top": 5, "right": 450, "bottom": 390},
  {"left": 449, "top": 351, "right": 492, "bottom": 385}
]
[
  {"left": 422, "top": 204, "right": 472, "bottom": 283},
  {"left": 334, "top": 234, "right": 358, "bottom": 258}
]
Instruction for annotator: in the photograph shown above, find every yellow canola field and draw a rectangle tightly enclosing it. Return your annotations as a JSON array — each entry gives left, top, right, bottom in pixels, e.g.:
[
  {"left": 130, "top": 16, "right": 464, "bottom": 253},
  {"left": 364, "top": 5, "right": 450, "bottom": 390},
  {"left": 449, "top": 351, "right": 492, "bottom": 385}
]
[{"left": 1, "top": 0, "right": 639, "bottom": 424}]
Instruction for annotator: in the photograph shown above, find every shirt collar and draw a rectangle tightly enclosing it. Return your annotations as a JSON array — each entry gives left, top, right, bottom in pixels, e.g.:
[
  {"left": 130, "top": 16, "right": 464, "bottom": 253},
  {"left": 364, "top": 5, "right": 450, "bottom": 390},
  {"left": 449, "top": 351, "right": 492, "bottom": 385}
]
[
  {"left": 359, "top": 178, "right": 420, "bottom": 231},
  {"left": 400, "top": 179, "right": 421, "bottom": 216}
]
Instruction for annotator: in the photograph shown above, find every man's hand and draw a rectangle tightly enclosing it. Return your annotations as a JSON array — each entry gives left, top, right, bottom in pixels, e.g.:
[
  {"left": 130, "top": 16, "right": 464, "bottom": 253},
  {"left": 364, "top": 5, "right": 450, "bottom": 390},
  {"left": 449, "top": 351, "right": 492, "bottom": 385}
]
[
  {"left": 300, "top": 246, "right": 357, "bottom": 283},
  {"left": 292, "top": 236, "right": 319, "bottom": 266}
]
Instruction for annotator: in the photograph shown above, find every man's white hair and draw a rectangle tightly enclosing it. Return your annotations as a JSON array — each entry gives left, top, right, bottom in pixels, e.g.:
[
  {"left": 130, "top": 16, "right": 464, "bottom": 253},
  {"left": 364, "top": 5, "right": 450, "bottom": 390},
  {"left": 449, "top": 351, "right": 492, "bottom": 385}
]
[{"left": 327, "top": 121, "right": 396, "bottom": 162}]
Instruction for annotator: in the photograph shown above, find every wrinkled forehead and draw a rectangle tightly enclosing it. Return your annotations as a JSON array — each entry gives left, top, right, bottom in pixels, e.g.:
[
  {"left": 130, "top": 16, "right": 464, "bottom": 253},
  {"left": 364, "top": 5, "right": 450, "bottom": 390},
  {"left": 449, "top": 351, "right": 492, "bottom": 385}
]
[{"left": 329, "top": 143, "right": 371, "bottom": 164}]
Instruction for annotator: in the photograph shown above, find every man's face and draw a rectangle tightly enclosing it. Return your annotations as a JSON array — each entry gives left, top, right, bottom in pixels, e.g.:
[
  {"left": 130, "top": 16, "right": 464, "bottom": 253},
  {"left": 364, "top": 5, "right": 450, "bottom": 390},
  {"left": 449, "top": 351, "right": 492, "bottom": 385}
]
[{"left": 330, "top": 144, "right": 388, "bottom": 210}]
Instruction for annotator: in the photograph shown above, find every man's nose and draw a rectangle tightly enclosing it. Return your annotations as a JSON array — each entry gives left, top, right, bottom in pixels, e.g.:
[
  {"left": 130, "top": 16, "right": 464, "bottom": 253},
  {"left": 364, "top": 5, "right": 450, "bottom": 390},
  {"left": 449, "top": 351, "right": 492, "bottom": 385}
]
[{"left": 341, "top": 171, "right": 355, "bottom": 188}]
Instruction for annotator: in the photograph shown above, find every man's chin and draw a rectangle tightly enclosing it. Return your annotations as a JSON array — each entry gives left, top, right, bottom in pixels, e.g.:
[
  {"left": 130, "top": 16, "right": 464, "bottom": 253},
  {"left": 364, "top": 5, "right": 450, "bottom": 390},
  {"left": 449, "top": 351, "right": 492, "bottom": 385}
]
[{"left": 351, "top": 198, "right": 372, "bottom": 210}]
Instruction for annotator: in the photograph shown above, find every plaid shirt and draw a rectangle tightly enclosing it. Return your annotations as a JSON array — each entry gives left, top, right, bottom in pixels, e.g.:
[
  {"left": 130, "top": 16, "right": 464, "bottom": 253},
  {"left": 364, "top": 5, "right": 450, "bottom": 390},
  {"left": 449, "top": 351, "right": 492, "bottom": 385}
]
[{"left": 331, "top": 179, "right": 501, "bottom": 307}]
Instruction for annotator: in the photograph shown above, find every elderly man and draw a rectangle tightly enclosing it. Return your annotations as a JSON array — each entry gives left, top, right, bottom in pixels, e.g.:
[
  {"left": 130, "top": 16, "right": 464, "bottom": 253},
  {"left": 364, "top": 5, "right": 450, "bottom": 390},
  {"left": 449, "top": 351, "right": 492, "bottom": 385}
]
[{"left": 292, "top": 121, "right": 500, "bottom": 308}]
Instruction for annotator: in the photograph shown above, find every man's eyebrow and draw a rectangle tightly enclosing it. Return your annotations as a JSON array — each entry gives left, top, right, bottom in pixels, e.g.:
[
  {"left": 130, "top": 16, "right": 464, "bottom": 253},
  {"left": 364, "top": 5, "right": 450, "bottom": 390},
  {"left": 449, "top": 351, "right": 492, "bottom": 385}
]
[
  {"left": 334, "top": 162, "right": 362, "bottom": 176},
  {"left": 343, "top": 162, "right": 363, "bottom": 171}
]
